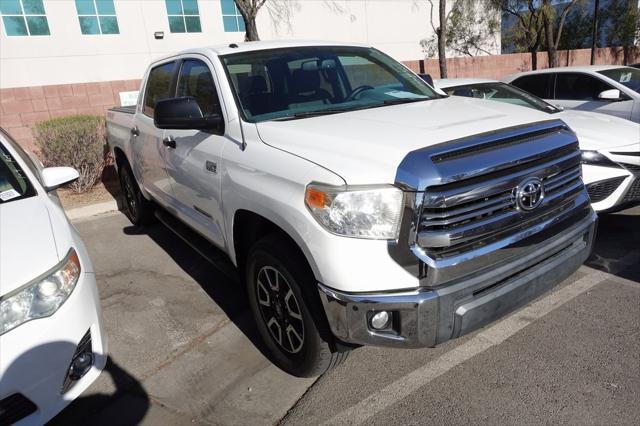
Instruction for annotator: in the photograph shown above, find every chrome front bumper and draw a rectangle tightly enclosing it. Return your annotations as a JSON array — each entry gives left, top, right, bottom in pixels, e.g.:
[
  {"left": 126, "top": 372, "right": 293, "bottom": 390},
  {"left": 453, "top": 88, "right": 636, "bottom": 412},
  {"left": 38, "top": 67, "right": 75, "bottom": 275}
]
[{"left": 318, "top": 210, "right": 597, "bottom": 348}]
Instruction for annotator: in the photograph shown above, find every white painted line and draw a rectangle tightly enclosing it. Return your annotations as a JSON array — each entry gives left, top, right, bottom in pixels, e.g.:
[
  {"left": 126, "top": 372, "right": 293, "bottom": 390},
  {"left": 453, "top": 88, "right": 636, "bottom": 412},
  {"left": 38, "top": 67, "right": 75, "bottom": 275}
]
[{"left": 323, "top": 254, "right": 638, "bottom": 426}]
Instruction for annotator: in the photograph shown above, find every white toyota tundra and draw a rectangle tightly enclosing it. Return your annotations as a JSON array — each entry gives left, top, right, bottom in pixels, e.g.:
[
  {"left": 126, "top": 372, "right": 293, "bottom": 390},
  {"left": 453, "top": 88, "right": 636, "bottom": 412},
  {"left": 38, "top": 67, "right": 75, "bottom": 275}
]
[{"left": 106, "top": 41, "right": 597, "bottom": 377}]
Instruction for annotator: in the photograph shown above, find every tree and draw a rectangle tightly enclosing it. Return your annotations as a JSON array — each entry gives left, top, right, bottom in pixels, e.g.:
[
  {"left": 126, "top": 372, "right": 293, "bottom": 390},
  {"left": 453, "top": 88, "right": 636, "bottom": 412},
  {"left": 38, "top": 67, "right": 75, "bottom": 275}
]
[
  {"left": 234, "top": 0, "right": 267, "bottom": 41},
  {"left": 421, "top": 0, "right": 500, "bottom": 78},
  {"left": 493, "top": 1, "right": 546, "bottom": 70},
  {"left": 540, "top": 0, "right": 579, "bottom": 68},
  {"left": 600, "top": 0, "right": 640, "bottom": 65}
]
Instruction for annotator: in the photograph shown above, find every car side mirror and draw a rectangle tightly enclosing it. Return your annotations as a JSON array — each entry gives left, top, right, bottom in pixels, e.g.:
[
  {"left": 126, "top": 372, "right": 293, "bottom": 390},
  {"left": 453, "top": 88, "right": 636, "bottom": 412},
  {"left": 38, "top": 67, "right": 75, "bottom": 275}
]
[
  {"left": 154, "top": 97, "right": 224, "bottom": 132},
  {"left": 41, "top": 167, "right": 79, "bottom": 191},
  {"left": 418, "top": 73, "right": 434, "bottom": 87},
  {"left": 597, "top": 89, "right": 622, "bottom": 101}
]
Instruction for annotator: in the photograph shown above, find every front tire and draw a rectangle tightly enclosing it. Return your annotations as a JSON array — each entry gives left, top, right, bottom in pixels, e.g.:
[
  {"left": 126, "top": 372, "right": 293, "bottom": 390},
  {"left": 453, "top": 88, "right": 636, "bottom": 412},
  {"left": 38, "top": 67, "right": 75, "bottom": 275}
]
[
  {"left": 118, "top": 161, "right": 154, "bottom": 226},
  {"left": 246, "top": 234, "right": 348, "bottom": 377}
]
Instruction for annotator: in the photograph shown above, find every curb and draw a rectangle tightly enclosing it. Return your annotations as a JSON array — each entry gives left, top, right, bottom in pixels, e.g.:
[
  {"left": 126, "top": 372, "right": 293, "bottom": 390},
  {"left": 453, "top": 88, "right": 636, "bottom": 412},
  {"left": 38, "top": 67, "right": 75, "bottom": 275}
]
[{"left": 66, "top": 200, "right": 120, "bottom": 221}]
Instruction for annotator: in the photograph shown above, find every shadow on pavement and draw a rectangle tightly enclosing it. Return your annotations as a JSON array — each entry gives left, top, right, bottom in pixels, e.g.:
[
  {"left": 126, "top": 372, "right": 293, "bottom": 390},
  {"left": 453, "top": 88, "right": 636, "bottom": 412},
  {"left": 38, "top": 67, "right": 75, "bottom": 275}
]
[
  {"left": 48, "top": 356, "right": 149, "bottom": 425},
  {"left": 121, "top": 220, "right": 272, "bottom": 362},
  {"left": 586, "top": 207, "right": 640, "bottom": 282}
]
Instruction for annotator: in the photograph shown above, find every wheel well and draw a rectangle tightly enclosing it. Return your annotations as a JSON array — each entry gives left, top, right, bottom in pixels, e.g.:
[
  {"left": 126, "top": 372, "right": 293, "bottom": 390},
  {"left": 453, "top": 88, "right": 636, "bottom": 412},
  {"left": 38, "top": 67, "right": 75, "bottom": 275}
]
[
  {"left": 113, "top": 147, "right": 128, "bottom": 171},
  {"left": 233, "top": 210, "right": 300, "bottom": 274}
]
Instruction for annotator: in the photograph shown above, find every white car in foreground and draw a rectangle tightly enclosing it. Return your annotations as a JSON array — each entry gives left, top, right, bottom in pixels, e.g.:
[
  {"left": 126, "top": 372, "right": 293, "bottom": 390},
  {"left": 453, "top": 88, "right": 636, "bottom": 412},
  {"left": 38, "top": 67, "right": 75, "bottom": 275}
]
[
  {"left": 0, "top": 128, "right": 106, "bottom": 425},
  {"left": 504, "top": 65, "right": 640, "bottom": 123},
  {"left": 435, "top": 78, "right": 640, "bottom": 212}
]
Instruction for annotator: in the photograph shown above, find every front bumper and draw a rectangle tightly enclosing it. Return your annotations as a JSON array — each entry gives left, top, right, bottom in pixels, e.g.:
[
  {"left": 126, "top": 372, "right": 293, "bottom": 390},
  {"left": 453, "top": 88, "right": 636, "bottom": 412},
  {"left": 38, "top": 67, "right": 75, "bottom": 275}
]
[
  {"left": 319, "top": 210, "right": 597, "bottom": 348},
  {"left": 0, "top": 272, "right": 107, "bottom": 426}
]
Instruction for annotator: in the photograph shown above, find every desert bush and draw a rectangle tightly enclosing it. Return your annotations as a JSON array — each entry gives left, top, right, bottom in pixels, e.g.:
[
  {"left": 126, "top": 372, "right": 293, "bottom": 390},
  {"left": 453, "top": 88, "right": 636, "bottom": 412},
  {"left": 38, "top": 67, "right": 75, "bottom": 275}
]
[{"left": 34, "top": 115, "right": 107, "bottom": 193}]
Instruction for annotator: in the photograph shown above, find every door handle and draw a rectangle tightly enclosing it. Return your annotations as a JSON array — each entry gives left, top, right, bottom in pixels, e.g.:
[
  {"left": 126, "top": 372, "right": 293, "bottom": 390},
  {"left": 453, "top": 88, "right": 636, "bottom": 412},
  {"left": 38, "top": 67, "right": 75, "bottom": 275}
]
[
  {"left": 162, "top": 136, "right": 176, "bottom": 149},
  {"left": 130, "top": 126, "right": 139, "bottom": 137}
]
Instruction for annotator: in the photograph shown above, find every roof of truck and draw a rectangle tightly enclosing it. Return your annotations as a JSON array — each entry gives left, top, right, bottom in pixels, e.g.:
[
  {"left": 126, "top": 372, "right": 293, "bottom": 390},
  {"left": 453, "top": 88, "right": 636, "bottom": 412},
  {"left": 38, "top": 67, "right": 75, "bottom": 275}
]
[{"left": 153, "top": 40, "right": 372, "bottom": 63}]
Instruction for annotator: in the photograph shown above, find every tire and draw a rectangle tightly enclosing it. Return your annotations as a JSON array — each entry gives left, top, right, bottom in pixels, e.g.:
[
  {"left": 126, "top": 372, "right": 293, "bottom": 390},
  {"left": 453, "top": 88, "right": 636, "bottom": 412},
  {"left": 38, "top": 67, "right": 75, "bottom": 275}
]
[
  {"left": 246, "top": 233, "right": 349, "bottom": 377},
  {"left": 118, "top": 161, "right": 154, "bottom": 226}
]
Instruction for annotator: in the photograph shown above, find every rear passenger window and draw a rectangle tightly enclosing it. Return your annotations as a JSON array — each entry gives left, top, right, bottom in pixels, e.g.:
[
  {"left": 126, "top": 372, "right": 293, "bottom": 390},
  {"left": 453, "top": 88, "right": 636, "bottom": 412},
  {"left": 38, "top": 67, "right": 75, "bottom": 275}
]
[
  {"left": 511, "top": 74, "right": 553, "bottom": 99},
  {"left": 555, "top": 73, "right": 612, "bottom": 101},
  {"left": 143, "top": 61, "right": 176, "bottom": 117},
  {"left": 176, "top": 59, "right": 222, "bottom": 116}
]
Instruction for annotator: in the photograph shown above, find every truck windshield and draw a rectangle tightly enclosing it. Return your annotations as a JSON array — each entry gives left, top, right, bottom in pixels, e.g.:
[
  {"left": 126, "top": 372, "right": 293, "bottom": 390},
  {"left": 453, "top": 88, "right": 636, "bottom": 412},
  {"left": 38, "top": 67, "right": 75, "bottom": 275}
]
[
  {"left": 220, "top": 46, "right": 439, "bottom": 122},
  {"left": 443, "top": 82, "right": 561, "bottom": 114}
]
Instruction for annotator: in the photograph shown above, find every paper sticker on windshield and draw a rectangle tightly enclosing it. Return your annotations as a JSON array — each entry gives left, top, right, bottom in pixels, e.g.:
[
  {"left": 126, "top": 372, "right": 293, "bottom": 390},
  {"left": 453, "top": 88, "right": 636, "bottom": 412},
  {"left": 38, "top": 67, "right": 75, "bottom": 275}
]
[
  {"left": 384, "top": 90, "right": 423, "bottom": 99},
  {"left": 0, "top": 189, "right": 21, "bottom": 201},
  {"left": 620, "top": 72, "right": 632, "bottom": 83}
]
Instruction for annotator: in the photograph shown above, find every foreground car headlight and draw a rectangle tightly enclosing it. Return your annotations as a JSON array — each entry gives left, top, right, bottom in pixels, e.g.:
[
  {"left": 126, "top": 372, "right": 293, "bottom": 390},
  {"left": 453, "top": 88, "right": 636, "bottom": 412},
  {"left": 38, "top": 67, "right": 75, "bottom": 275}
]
[
  {"left": 0, "top": 249, "right": 80, "bottom": 335},
  {"left": 581, "top": 150, "right": 621, "bottom": 168},
  {"left": 305, "top": 184, "right": 404, "bottom": 239}
]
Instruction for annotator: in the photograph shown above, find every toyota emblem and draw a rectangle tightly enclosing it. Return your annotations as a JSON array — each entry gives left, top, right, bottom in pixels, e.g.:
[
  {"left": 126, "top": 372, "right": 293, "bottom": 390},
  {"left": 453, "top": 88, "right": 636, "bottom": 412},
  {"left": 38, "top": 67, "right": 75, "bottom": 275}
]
[{"left": 516, "top": 177, "right": 544, "bottom": 211}]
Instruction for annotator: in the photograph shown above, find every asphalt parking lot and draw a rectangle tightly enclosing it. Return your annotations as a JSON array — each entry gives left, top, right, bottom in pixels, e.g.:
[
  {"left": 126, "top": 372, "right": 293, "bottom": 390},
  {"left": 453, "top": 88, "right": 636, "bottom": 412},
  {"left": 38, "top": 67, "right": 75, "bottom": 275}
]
[{"left": 51, "top": 206, "right": 639, "bottom": 425}]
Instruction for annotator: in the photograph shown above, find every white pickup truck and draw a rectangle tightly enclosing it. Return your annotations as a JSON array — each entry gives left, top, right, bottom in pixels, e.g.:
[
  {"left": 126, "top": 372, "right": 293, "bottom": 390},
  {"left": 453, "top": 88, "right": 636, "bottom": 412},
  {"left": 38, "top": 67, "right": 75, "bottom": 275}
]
[{"left": 106, "top": 41, "right": 597, "bottom": 377}]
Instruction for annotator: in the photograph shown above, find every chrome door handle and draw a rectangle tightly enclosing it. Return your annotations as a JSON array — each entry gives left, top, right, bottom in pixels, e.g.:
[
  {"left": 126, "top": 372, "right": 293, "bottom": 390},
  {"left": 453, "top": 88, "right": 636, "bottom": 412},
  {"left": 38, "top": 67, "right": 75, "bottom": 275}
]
[
  {"left": 162, "top": 136, "right": 176, "bottom": 149},
  {"left": 130, "top": 126, "right": 139, "bottom": 137}
]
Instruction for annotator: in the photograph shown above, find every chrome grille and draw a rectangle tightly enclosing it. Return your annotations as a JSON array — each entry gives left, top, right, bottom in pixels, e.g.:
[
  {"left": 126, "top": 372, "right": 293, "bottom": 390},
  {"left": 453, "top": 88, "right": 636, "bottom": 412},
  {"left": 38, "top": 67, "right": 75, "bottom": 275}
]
[{"left": 417, "top": 139, "right": 584, "bottom": 257}]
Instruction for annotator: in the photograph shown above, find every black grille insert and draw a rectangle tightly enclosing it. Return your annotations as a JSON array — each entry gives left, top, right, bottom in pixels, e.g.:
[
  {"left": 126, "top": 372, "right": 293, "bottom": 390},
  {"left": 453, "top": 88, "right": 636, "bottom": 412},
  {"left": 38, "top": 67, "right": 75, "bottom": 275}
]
[
  {"left": 0, "top": 394, "right": 37, "bottom": 426},
  {"left": 61, "top": 329, "right": 93, "bottom": 393},
  {"left": 586, "top": 177, "right": 626, "bottom": 203},
  {"left": 622, "top": 179, "right": 640, "bottom": 203}
]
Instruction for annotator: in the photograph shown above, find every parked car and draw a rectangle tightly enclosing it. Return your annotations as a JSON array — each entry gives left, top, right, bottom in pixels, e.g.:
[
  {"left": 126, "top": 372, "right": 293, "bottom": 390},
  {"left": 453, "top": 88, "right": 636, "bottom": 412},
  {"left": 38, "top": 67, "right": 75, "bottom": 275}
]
[
  {"left": 435, "top": 78, "right": 640, "bottom": 213},
  {"left": 0, "top": 128, "right": 106, "bottom": 425},
  {"left": 107, "top": 41, "right": 596, "bottom": 377},
  {"left": 505, "top": 65, "right": 640, "bottom": 123}
]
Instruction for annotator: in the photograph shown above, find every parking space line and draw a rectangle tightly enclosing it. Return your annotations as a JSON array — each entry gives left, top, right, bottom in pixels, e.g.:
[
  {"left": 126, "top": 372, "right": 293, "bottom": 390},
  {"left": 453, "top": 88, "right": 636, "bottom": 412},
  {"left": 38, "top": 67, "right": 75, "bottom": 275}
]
[{"left": 323, "top": 253, "right": 639, "bottom": 425}]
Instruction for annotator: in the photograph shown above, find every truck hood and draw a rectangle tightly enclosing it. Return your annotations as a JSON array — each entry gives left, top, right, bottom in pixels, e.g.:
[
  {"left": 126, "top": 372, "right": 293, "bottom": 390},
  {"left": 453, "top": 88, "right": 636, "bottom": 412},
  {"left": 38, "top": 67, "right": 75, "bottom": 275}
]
[
  {"left": 557, "top": 110, "right": 640, "bottom": 151},
  {"left": 0, "top": 197, "right": 59, "bottom": 297},
  {"left": 256, "top": 96, "right": 558, "bottom": 184}
]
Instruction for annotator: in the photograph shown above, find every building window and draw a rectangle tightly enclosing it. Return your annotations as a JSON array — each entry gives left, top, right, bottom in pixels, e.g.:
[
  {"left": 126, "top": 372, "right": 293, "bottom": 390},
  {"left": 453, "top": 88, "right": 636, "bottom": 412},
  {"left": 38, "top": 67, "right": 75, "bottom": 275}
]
[
  {"left": 75, "top": 0, "right": 119, "bottom": 35},
  {"left": 0, "top": 0, "right": 50, "bottom": 36},
  {"left": 220, "top": 0, "right": 245, "bottom": 32},
  {"left": 165, "top": 0, "right": 201, "bottom": 33}
]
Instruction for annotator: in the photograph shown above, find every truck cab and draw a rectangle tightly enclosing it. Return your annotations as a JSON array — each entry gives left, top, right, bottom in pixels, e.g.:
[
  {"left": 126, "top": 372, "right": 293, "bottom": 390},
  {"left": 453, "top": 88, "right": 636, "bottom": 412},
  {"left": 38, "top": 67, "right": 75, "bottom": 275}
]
[{"left": 107, "top": 41, "right": 597, "bottom": 377}]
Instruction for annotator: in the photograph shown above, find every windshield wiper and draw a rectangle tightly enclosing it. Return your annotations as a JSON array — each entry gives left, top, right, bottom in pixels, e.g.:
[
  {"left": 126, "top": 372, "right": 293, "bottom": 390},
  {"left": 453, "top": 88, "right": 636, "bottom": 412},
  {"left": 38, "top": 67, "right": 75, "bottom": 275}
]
[
  {"left": 270, "top": 109, "right": 352, "bottom": 121},
  {"left": 382, "top": 97, "right": 430, "bottom": 106}
]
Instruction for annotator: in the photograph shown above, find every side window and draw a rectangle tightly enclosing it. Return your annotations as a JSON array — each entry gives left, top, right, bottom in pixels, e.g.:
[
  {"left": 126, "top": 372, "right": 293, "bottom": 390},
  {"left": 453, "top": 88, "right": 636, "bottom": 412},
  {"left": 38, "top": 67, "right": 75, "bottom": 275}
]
[
  {"left": 143, "top": 62, "right": 176, "bottom": 117},
  {"left": 511, "top": 74, "right": 552, "bottom": 99},
  {"left": 176, "top": 59, "right": 222, "bottom": 117},
  {"left": 555, "top": 73, "right": 613, "bottom": 101}
]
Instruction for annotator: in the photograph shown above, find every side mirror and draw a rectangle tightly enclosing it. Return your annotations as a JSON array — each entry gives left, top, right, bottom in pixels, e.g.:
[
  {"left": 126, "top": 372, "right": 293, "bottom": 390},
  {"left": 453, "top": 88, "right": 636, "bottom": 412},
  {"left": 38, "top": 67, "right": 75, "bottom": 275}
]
[
  {"left": 154, "top": 97, "right": 223, "bottom": 131},
  {"left": 41, "top": 167, "right": 79, "bottom": 191},
  {"left": 597, "top": 89, "right": 622, "bottom": 101},
  {"left": 418, "top": 73, "right": 434, "bottom": 87}
]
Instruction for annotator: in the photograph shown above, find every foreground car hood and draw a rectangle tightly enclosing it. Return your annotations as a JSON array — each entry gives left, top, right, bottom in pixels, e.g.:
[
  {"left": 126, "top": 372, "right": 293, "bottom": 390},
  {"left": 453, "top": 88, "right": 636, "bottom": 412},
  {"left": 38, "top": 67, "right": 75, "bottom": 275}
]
[
  {"left": 0, "top": 197, "right": 58, "bottom": 297},
  {"left": 256, "top": 96, "right": 556, "bottom": 184},
  {"left": 558, "top": 110, "right": 640, "bottom": 151}
]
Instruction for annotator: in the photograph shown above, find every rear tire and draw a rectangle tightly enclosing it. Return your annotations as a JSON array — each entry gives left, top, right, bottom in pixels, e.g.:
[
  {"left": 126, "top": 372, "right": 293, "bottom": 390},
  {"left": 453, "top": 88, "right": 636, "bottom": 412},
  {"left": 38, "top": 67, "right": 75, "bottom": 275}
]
[
  {"left": 246, "top": 233, "right": 349, "bottom": 377},
  {"left": 118, "top": 161, "right": 154, "bottom": 226}
]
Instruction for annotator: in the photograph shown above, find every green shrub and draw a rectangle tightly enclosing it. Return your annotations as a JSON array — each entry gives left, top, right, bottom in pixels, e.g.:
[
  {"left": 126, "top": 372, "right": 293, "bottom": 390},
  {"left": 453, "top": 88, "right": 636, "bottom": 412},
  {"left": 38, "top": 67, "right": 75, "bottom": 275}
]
[{"left": 34, "top": 115, "right": 107, "bottom": 193}]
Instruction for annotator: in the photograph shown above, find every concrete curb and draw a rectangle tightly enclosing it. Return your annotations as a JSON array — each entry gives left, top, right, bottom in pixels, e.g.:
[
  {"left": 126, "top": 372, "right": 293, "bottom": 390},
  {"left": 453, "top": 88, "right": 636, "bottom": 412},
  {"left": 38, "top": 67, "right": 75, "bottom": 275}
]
[{"left": 66, "top": 199, "right": 119, "bottom": 221}]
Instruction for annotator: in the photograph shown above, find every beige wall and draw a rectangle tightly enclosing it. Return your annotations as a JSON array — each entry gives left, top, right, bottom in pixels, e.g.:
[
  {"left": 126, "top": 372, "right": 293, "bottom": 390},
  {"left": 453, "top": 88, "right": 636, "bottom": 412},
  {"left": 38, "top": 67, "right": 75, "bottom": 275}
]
[{"left": 0, "top": 0, "right": 500, "bottom": 89}]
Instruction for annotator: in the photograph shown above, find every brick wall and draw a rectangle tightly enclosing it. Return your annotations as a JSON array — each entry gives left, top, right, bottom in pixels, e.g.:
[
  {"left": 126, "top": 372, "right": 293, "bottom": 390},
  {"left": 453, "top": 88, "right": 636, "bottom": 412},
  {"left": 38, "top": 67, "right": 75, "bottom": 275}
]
[
  {"left": 1, "top": 46, "right": 638, "bottom": 153},
  {"left": 0, "top": 79, "right": 141, "bottom": 151},
  {"left": 403, "top": 47, "right": 640, "bottom": 80}
]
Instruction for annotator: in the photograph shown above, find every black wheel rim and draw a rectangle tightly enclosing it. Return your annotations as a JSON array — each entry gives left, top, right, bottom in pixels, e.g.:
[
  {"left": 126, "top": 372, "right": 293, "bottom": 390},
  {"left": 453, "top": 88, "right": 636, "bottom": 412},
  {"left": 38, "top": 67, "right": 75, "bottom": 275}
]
[
  {"left": 121, "top": 170, "right": 138, "bottom": 219},
  {"left": 256, "top": 266, "right": 305, "bottom": 354}
]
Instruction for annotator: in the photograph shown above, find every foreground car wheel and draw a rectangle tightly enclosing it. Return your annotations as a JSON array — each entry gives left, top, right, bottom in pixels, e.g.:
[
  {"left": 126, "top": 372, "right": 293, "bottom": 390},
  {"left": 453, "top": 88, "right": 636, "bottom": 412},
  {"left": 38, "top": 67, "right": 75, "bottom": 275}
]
[
  {"left": 118, "top": 162, "right": 153, "bottom": 226},
  {"left": 246, "top": 234, "right": 348, "bottom": 377}
]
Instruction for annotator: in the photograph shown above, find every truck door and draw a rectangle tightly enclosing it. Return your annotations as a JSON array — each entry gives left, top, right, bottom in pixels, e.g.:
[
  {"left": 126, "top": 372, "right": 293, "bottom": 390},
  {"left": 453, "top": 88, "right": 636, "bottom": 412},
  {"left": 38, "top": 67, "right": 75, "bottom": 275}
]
[
  {"left": 133, "top": 60, "right": 177, "bottom": 203},
  {"left": 162, "top": 57, "right": 227, "bottom": 248}
]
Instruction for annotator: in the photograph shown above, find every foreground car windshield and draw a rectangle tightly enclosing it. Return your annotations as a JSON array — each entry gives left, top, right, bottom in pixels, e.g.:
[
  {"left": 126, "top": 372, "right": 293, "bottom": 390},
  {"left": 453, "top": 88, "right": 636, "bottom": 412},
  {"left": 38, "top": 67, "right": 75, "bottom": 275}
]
[
  {"left": 598, "top": 67, "right": 640, "bottom": 94},
  {"left": 0, "top": 142, "right": 35, "bottom": 204},
  {"left": 221, "top": 46, "right": 438, "bottom": 122},
  {"left": 443, "top": 82, "right": 560, "bottom": 114}
]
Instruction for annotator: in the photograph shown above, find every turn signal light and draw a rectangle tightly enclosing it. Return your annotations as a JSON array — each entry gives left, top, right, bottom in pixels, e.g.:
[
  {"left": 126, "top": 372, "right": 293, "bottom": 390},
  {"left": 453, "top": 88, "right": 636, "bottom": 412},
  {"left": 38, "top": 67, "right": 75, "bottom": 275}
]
[{"left": 305, "top": 187, "right": 327, "bottom": 209}]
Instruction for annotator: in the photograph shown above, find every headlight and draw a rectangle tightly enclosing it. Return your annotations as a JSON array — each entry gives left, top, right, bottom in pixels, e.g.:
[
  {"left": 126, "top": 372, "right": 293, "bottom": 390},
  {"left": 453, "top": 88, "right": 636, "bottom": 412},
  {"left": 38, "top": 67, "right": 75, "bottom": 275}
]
[
  {"left": 304, "top": 184, "right": 404, "bottom": 239},
  {"left": 0, "top": 248, "right": 81, "bottom": 336},
  {"left": 581, "top": 150, "right": 621, "bottom": 168}
]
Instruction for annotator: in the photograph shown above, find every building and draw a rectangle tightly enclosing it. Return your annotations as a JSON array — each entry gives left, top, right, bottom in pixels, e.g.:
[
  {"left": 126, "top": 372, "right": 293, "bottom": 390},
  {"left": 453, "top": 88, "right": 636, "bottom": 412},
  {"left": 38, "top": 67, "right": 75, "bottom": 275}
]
[{"left": 0, "top": 0, "right": 501, "bottom": 148}]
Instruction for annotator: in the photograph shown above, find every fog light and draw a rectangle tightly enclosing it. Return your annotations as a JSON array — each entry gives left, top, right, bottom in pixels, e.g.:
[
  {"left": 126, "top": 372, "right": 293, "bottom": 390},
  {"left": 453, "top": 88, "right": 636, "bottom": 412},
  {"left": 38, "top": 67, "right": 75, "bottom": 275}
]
[
  {"left": 68, "top": 352, "right": 93, "bottom": 381},
  {"left": 370, "top": 311, "right": 390, "bottom": 330}
]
